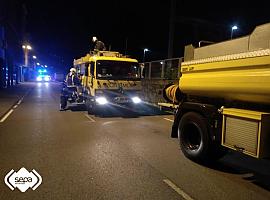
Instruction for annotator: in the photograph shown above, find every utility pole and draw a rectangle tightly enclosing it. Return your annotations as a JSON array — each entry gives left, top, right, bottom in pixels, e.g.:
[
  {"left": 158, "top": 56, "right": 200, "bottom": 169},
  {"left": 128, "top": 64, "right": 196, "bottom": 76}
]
[
  {"left": 125, "top": 37, "right": 128, "bottom": 55},
  {"left": 0, "top": 26, "right": 6, "bottom": 88},
  {"left": 167, "top": 0, "right": 176, "bottom": 59},
  {"left": 22, "top": 44, "right": 31, "bottom": 67}
]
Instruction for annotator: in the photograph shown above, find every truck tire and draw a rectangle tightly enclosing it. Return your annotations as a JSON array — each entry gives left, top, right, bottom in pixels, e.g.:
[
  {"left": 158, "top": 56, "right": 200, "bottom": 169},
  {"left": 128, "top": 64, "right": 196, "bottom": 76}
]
[
  {"left": 87, "top": 104, "right": 92, "bottom": 115},
  {"left": 60, "top": 96, "right": 67, "bottom": 110},
  {"left": 178, "top": 112, "right": 212, "bottom": 163},
  {"left": 87, "top": 101, "right": 95, "bottom": 115}
]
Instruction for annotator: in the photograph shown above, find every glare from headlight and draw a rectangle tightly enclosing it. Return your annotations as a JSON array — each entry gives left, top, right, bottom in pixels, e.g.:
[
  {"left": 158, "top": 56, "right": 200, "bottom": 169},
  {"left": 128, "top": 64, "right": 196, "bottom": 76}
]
[
  {"left": 44, "top": 75, "right": 50, "bottom": 81},
  {"left": 36, "top": 76, "right": 42, "bottom": 81},
  {"left": 96, "top": 97, "right": 108, "bottom": 105},
  {"left": 132, "top": 97, "right": 141, "bottom": 104}
]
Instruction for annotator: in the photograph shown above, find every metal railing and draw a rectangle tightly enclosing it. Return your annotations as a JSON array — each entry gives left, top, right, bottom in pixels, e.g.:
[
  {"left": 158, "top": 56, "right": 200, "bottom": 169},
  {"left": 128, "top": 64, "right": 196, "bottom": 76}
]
[
  {"left": 140, "top": 57, "right": 182, "bottom": 80},
  {"left": 140, "top": 58, "right": 182, "bottom": 104}
]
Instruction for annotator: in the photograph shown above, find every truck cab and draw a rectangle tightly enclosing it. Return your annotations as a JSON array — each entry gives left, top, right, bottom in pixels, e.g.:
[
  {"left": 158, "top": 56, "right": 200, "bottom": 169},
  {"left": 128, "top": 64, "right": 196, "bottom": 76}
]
[{"left": 74, "top": 51, "right": 142, "bottom": 114}]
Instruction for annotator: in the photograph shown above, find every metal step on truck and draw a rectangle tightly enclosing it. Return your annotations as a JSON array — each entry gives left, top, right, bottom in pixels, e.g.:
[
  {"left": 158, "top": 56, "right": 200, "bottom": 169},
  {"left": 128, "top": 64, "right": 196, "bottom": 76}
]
[{"left": 159, "top": 22, "right": 270, "bottom": 163}]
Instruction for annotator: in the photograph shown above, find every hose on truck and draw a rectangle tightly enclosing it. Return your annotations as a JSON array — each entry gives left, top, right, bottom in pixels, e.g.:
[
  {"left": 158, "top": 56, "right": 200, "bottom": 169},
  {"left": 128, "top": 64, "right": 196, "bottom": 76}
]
[{"left": 162, "top": 83, "right": 183, "bottom": 104}]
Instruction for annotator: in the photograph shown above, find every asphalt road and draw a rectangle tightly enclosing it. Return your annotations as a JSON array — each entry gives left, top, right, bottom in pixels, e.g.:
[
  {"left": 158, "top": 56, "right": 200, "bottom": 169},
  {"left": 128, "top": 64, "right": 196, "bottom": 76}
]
[{"left": 1, "top": 82, "right": 270, "bottom": 200}]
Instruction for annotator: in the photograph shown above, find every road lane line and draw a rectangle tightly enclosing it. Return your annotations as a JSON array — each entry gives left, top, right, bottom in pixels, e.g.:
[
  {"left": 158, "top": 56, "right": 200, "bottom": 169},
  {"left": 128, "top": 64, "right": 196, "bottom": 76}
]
[
  {"left": 163, "top": 179, "right": 194, "bottom": 200},
  {"left": 0, "top": 87, "right": 32, "bottom": 123},
  {"left": 84, "top": 114, "right": 96, "bottom": 122},
  {"left": 163, "top": 118, "right": 174, "bottom": 122},
  {"left": 0, "top": 109, "right": 14, "bottom": 123},
  {"left": 102, "top": 121, "right": 117, "bottom": 126},
  {"left": 16, "top": 86, "right": 31, "bottom": 106}
]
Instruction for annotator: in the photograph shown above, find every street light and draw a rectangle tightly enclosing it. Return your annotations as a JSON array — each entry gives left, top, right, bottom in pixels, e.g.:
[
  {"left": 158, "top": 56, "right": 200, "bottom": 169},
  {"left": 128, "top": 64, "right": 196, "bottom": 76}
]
[
  {"left": 22, "top": 44, "right": 32, "bottom": 66},
  {"left": 32, "top": 55, "right": 37, "bottom": 59},
  {"left": 231, "top": 25, "right": 238, "bottom": 39},
  {"left": 22, "top": 45, "right": 32, "bottom": 50},
  {"left": 143, "top": 48, "right": 149, "bottom": 63},
  {"left": 36, "top": 62, "right": 40, "bottom": 66}
]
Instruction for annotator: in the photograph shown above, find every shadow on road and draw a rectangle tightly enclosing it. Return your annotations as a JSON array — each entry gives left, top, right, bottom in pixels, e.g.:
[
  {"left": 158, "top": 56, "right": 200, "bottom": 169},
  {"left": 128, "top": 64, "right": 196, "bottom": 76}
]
[
  {"left": 95, "top": 104, "right": 171, "bottom": 118},
  {"left": 207, "top": 151, "right": 270, "bottom": 191},
  {"left": 64, "top": 103, "right": 172, "bottom": 118},
  {"left": 68, "top": 104, "right": 87, "bottom": 112}
]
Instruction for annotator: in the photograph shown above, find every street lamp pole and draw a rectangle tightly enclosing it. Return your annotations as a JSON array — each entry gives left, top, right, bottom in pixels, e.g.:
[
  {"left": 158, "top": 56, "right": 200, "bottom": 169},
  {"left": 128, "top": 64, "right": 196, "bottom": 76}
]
[
  {"left": 32, "top": 56, "right": 37, "bottom": 69},
  {"left": 143, "top": 48, "right": 149, "bottom": 63},
  {"left": 230, "top": 25, "right": 238, "bottom": 39},
  {"left": 22, "top": 44, "right": 32, "bottom": 67}
]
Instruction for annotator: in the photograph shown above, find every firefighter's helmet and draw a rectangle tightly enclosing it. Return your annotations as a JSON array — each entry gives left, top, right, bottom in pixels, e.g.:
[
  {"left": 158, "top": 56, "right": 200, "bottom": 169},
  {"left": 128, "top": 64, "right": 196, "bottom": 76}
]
[
  {"left": 92, "top": 36, "right": 97, "bottom": 42},
  {"left": 70, "top": 68, "right": 76, "bottom": 73}
]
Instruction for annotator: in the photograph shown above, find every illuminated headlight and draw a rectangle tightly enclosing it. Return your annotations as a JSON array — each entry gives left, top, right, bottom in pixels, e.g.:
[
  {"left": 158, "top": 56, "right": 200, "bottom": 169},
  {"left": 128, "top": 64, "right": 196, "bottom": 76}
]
[
  {"left": 132, "top": 97, "right": 141, "bottom": 104},
  {"left": 96, "top": 97, "right": 108, "bottom": 105},
  {"left": 44, "top": 75, "right": 50, "bottom": 81},
  {"left": 36, "top": 76, "right": 42, "bottom": 81}
]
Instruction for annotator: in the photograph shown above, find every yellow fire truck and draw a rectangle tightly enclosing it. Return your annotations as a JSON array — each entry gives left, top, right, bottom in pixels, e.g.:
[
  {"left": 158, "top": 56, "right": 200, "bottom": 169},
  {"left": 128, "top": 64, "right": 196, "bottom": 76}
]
[
  {"left": 73, "top": 51, "right": 142, "bottom": 115},
  {"left": 160, "top": 22, "right": 270, "bottom": 162}
]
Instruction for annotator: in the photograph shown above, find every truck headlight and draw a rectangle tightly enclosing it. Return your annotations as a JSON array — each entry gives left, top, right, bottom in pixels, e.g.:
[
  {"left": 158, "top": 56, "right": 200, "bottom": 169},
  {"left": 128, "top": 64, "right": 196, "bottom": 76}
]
[
  {"left": 36, "top": 76, "right": 42, "bottom": 81},
  {"left": 44, "top": 75, "right": 50, "bottom": 81},
  {"left": 132, "top": 96, "right": 141, "bottom": 104},
  {"left": 96, "top": 97, "right": 108, "bottom": 105}
]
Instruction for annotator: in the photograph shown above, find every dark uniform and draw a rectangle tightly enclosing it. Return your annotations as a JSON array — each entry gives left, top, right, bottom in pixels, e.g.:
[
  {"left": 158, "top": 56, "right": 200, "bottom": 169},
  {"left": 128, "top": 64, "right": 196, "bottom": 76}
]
[
  {"left": 94, "top": 40, "right": 106, "bottom": 51},
  {"left": 60, "top": 72, "right": 81, "bottom": 110},
  {"left": 65, "top": 72, "right": 80, "bottom": 86}
]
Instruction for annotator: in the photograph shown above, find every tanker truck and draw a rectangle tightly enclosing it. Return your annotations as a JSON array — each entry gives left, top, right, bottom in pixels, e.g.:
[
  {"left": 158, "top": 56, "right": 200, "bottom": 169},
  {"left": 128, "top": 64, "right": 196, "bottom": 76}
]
[{"left": 162, "top": 22, "right": 270, "bottom": 162}]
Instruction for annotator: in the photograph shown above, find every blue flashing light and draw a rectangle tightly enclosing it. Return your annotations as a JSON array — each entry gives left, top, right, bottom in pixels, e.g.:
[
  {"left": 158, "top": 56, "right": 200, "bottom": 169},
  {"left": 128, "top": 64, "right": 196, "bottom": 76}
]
[{"left": 38, "top": 69, "right": 47, "bottom": 74}]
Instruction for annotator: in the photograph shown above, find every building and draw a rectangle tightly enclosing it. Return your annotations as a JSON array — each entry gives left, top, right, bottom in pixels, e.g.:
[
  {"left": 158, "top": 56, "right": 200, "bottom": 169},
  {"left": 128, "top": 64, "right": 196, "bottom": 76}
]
[{"left": 0, "top": 1, "right": 26, "bottom": 88}]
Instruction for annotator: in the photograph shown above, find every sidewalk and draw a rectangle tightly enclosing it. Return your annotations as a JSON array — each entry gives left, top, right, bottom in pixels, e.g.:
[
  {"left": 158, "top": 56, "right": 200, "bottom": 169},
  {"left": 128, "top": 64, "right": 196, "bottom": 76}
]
[{"left": 0, "top": 83, "right": 31, "bottom": 118}]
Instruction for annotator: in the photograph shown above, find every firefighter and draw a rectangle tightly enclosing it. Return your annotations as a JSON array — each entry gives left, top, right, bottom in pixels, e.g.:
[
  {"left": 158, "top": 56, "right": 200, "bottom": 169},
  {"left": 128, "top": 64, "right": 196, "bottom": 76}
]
[
  {"left": 92, "top": 36, "right": 106, "bottom": 51},
  {"left": 60, "top": 68, "right": 81, "bottom": 110},
  {"left": 65, "top": 68, "right": 80, "bottom": 86}
]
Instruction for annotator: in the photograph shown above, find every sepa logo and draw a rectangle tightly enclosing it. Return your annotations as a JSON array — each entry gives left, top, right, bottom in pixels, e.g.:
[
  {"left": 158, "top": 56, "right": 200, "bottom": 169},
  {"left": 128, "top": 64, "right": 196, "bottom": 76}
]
[{"left": 4, "top": 167, "right": 42, "bottom": 192}]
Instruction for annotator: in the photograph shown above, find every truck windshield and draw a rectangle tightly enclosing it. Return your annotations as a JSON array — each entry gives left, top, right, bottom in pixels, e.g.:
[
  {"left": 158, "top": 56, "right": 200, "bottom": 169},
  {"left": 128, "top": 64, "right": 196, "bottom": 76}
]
[{"left": 96, "top": 60, "right": 140, "bottom": 80}]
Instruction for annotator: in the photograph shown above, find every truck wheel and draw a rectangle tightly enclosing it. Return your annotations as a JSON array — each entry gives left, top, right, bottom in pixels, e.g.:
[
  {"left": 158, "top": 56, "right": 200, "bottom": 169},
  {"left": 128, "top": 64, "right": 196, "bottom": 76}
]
[
  {"left": 84, "top": 97, "right": 93, "bottom": 115},
  {"left": 178, "top": 112, "right": 211, "bottom": 163},
  {"left": 60, "top": 96, "right": 67, "bottom": 110},
  {"left": 87, "top": 102, "right": 95, "bottom": 115}
]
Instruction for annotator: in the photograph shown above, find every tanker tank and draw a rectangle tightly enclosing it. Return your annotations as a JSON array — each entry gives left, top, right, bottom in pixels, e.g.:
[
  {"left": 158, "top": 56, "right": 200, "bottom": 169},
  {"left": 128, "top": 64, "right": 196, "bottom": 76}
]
[{"left": 164, "top": 23, "right": 270, "bottom": 105}]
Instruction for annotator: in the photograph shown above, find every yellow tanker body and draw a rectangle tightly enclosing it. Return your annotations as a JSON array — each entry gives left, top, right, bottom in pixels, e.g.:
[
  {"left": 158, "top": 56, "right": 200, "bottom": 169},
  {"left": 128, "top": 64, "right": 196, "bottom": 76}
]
[
  {"left": 164, "top": 22, "right": 270, "bottom": 163},
  {"left": 180, "top": 49, "right": 270, "bottom": 104}
]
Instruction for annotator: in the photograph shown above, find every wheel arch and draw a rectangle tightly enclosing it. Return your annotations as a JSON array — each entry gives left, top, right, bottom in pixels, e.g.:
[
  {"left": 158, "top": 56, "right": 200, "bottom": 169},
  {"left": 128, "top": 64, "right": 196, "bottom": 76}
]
[{"left": 171, "top": 102, "right": 220, "bottom": 140}]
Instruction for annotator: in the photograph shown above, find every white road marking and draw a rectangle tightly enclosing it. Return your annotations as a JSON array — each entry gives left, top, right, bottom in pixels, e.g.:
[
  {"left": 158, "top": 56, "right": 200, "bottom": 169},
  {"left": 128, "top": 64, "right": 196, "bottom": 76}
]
[
  {"left": 0, "top": 109, "right": 14, "bottom": 123},
  {"left": 163, "top": 179, "right": 194, "bottom": 200},
  {"left": 163, "top": 118, "right": 174, "bottom": 122},
  {"left": 102, "top": 121, "right": 117, "bottom": 126},
  {"left": 84, "top": 114, "right": 96, "bottom": 122},
  {"left": 0, "top": 88, "right": 31, "bottom": 123}
]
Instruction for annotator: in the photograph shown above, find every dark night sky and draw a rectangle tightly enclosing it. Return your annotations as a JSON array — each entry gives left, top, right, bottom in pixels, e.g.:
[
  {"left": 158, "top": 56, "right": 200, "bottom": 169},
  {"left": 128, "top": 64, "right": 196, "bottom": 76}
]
[{"left": 17, "top": 0, "right": 270, "bottom": 72}]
